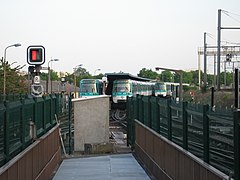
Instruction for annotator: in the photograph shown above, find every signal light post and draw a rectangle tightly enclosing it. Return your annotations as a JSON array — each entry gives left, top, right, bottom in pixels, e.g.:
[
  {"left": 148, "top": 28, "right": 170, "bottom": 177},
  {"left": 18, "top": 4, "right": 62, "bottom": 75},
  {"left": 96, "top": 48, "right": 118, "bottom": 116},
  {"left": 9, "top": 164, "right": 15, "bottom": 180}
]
[{"left": 27, "top": 45, "right": 45, "bottom": 97}]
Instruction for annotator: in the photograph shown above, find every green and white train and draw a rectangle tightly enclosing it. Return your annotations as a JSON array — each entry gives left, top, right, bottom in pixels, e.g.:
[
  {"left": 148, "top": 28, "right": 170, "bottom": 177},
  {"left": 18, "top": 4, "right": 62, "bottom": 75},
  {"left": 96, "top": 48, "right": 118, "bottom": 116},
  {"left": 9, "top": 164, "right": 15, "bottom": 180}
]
[
  {"left": 79, "top": 79, "right": 104, "bottom": 97},
  {"left": 112, "top": 79, "right": 181, "bottom": 104}
]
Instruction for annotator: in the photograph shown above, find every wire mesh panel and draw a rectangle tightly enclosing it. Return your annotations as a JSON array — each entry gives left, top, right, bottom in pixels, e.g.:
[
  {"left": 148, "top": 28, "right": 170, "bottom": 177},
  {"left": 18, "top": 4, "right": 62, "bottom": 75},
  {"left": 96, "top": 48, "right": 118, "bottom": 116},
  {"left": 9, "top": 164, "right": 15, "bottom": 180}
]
[
  {"left": 22, "top": 98, "right": 35, "bottom": 147},
  {"left": 142, "top": 96, "right": 151, "bottom": 127},
  {"left": 0, "top": 104, "right": 5, "bottom": 166},
  {"left": 34, "top": 97, "right": 45, "bottom": 137},
  {"left": 186, "top": 103, "right": 204, "bottom": 160},
  {"left": 7, "top": 101, "right": 22, "bottom": 160},
  {"left": 150, "top": 96, "right": 159, "bottom": 133},
  {"left": 158, "top": 97, "right": 169, "bottom": 139},
  {"left": 170, "top": 101, "right": 183, "bottom": 146},
  {"left": 44, "top": 96, "right": 52, "bottom": 130},
  {"left": 208, "top": 107, "right": 234, "bottom": 176}
]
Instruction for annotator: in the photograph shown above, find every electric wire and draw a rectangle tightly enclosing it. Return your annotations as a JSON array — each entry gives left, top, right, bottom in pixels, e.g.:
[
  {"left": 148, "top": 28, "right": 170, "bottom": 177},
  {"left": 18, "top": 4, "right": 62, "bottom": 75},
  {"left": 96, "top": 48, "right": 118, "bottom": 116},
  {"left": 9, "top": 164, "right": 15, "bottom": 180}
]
[{"left": 222, "top": 10, "right": 240, "bottom": 25}]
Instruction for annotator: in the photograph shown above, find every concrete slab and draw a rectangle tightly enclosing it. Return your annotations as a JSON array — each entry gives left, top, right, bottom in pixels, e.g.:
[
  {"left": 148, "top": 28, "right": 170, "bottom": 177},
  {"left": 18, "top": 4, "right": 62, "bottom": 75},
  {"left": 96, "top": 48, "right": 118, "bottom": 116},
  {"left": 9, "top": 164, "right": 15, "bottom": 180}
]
[{"left": 53, "top": 153, "right": 151, "bottom": 180}]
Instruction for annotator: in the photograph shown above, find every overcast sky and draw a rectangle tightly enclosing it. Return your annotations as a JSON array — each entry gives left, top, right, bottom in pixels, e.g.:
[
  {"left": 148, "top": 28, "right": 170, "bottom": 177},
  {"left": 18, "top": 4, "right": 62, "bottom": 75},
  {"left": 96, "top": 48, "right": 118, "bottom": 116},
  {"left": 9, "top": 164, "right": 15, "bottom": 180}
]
[{"left": 1, "top": 0, "right": 240, "bottom": 76}]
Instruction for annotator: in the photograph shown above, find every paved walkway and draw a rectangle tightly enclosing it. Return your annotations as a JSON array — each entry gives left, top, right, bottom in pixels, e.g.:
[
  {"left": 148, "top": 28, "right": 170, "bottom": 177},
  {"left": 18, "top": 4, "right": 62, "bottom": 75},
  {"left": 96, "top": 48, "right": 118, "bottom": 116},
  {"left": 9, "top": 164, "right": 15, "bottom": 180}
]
[{"left": 53, "top": 153, "right": 151, "bottom": 180}]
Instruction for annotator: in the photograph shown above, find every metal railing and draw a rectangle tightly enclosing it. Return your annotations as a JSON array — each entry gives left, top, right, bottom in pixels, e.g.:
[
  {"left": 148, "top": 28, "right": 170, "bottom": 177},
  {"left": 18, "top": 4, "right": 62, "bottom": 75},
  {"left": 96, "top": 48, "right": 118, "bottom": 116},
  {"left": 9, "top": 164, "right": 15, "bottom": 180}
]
[
  {"left": 0, "top": 93, "right": 64, "bottom": 167},
  {"left": 127, "top": 95, "right": 240, "bottom": 179}
]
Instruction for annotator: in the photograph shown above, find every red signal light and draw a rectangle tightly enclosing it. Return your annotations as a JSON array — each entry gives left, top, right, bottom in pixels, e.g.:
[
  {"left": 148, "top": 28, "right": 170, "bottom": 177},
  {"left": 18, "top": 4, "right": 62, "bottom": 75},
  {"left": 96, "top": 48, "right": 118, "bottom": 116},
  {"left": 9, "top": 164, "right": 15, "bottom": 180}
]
[
  {"left": 31, "top": 50, "right": 37, "bottom": 61},
  {"left": 27, "top": 46, "right": 45, "bottom": 65}
]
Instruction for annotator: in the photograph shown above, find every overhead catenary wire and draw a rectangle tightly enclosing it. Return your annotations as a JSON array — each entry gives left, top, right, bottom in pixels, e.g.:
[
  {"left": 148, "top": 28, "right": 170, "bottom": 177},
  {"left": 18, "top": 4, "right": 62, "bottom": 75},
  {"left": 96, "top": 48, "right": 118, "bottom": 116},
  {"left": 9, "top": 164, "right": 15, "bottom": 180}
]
[{"left": 222, "top": 9, "right": 240, "bottom": 25}]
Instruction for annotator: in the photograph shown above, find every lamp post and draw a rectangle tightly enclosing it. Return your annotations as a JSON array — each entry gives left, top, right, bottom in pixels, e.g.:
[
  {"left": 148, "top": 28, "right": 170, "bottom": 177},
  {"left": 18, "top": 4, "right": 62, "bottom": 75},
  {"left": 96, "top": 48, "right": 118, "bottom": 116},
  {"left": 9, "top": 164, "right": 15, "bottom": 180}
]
[
  {"left": 94, "top": 68, "right": 101, "bottom": 76},
  {"left": 155, "top": 67, "right": 183, "bottom": 101},
  {"left": 73, "top": 64, "right": 83, "bottom": 98},
  {"left": 46, "top": 58, "right": 59, "bottom": 94},
  {"left": 3, "top": 43, "right": 21, "bottom": 97}
]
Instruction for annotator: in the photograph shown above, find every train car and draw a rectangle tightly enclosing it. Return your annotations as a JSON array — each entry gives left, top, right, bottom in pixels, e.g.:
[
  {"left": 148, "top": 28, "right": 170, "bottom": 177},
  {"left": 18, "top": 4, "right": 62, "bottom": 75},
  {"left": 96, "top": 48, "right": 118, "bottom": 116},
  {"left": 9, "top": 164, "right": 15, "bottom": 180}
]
[
  {"left": 112, "top": 79, "right": 154, "bottom": 104},
  {"left": 153, "top": 82, "right": 180, "bottom": 98},
  {"left": 79, "top": 79, "right": 103, "bottom": 97},
  {"left": 153, "top": 82, "right": 167, "bottom": 97}
]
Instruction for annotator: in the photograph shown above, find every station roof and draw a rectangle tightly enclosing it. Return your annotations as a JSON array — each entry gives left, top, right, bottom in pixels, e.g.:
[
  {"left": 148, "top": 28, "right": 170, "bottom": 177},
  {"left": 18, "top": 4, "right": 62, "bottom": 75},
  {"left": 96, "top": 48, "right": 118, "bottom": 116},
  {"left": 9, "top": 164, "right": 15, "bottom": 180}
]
[
  {"left": 104, "top": 72, "right": 151, "bottom": 95},
  {"left": 105, "top": 72, "right": 151, "bottom": 81}
]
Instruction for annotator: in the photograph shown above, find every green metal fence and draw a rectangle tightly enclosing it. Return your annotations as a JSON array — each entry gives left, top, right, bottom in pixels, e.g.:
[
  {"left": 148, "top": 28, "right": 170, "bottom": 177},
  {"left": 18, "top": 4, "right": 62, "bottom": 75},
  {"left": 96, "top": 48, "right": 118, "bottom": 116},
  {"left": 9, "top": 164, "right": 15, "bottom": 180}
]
[
  {"left": 127, "top": 95, "right": 240, "bottom": 179},
  {"left": 0, "top": 94, "right": 63, "bottom": 167}
]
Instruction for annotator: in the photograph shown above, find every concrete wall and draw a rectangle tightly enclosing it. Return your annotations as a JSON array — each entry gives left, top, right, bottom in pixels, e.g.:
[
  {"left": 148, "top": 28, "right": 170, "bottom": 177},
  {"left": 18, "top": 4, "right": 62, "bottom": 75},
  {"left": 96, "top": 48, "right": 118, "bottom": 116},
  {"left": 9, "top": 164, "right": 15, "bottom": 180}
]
[
  {"left": 134, "top": 120, "right": 229, "bottom": 180},
  {"left": 73, "top": 95, "right": 110, "bottom": 152}
]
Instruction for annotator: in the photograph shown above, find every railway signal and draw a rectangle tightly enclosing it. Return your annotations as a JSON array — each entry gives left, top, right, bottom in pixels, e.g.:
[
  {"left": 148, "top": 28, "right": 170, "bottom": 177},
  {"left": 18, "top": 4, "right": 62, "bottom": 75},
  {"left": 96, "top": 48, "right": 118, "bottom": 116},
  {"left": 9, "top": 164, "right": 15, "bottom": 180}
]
[
  {"left": 27, "top": 45, "right": 45, "bottom": 97},
  {"left": 27, "top": 45, "right": 45, "bottom": 65}
]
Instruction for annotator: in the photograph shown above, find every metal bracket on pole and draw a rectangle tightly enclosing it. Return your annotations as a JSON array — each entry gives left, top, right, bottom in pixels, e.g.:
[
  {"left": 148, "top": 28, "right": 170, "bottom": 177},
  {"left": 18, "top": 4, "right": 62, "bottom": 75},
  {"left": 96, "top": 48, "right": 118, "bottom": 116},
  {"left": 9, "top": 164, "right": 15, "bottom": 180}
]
[{"left": 30, "top": 65, "right": 44, "bottom": 97}]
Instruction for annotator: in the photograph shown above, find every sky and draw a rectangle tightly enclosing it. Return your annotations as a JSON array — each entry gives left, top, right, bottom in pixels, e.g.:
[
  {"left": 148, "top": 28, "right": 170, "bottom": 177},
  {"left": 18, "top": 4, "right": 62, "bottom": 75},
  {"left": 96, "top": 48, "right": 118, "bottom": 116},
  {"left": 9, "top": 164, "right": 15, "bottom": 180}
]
[{"left": 1, "top": 0, "right": 240, "bottom": 76}]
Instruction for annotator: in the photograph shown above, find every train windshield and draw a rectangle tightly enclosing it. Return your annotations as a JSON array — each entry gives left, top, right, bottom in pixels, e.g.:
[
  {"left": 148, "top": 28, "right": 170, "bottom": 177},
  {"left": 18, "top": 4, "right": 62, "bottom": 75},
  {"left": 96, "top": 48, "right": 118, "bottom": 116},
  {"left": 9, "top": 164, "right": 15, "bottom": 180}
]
[
  {"left": 155, "top": 83, "right": 165, "bottom": 90},
  {"left": 80, "top": 84, "right": 97, "bottom": 93},
  {"left": 113, "top": 81, "right": 130, "bottom": 93}
]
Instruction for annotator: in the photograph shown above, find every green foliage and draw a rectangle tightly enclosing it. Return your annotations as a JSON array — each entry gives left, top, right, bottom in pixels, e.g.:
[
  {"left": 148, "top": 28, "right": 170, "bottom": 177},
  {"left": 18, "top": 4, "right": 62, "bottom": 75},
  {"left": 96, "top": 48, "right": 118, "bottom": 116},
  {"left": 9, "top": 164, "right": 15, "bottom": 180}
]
[
  {"left": 160, "top": 70, "right": 173, "bottom": 82},
  {"left": 0, "top": 59, "right": 27, "bottom": 94},
  {"left": 40, "top": 71, "right": 60, "bottom": 81},
  {"left": 94, "top": 73, "right": 104, "bottom": 80},
  {"left": 137, "top": 68, "right": 158, "bottom": 80},
  {"left": 64, "top": 67, "right": 93, "bottom": 87},
  {"left": 40, "top": 72, "right": 48, "bottom": 80}
]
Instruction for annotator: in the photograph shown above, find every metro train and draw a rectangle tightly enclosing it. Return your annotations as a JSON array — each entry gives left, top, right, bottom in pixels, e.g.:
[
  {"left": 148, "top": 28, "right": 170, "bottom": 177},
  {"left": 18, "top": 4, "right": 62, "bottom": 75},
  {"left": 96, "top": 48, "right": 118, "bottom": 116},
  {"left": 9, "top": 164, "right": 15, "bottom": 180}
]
[
  {"left": 79, "top": 79, "right": 104, "bottom": 97},
  {"left": 112, "top": 79, "right": 181, "bottom": 105},
  {"left": 112, "top": 79, "right": 154, "bottom": 104}
]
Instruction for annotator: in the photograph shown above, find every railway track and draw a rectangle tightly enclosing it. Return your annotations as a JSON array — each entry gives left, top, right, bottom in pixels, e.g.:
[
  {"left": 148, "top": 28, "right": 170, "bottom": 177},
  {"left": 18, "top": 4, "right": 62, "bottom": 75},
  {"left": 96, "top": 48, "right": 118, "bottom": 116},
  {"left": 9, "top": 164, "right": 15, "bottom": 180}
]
[
  {"left": 111, "top": 109, "right": 127, "bottom": 128},
  {"left": 109, "top": 109, "right": 131, "bottom": 153}
]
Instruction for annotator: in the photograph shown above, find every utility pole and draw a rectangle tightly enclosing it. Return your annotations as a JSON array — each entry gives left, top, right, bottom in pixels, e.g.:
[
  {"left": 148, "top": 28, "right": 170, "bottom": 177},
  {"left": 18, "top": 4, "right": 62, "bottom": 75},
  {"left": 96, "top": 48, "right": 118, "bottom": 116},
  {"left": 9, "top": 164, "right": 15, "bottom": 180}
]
[
  {"left": 204, "top": 32, "right": 207, "bottom": 87},
  {"left": 217, "top": 9, "right": 240, "bottom": 90},
  {"left": 217, "top": 9, "right": 221, "bottom": 90}
]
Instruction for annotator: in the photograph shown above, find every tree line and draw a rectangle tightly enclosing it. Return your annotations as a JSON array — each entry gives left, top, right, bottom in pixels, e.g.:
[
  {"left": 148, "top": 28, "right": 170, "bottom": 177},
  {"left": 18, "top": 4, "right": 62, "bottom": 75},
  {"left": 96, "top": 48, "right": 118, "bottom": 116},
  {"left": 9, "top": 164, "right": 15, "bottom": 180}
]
[
  {"left": 138, "top": 68, "right": 234, "bottom": 88},
  {"left": 0, "top": 59, "right": 235, "bottom": 94}
]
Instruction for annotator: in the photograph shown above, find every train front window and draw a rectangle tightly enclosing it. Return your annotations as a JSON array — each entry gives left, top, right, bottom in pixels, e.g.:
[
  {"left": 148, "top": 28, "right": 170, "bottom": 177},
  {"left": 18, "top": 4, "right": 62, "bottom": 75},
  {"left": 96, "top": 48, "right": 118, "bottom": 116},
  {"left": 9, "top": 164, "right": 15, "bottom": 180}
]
[
  {"left": 81, "top": 84, "right": 96, "bottom": 93},
  {"left": 113, "top": 83, "right": 130, "bottom": 93}
]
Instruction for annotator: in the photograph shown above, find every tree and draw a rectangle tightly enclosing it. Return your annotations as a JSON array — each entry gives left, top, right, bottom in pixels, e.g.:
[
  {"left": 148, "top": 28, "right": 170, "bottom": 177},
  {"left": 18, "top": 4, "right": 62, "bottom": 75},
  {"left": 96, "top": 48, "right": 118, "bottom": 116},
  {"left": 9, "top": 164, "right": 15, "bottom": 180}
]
[
  {"left": 160, "top": 70, "right": 173, "bottom": 82},
  {"left": 191, "top": 70, "right": 201, "bottom": 85},
  {"left": 138, "top": 68, "right": 158, "bottom": 79},
  {"left": 0, "top": 58, "right": 27, "bottom": 94},
  {"left": 64, "top": 67, "right": 93, "bottom": 87},
  {"left": 182, "top": 71, "right": 193, "bottom": 84},
  {"left": 94, "top": 73, "right": 104, "bottom": 80}
]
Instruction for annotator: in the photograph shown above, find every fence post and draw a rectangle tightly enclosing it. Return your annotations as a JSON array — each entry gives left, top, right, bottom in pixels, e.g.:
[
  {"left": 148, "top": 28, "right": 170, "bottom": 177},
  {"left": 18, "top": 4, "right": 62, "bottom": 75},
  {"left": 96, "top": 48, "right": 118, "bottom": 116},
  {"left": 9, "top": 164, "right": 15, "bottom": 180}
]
[
  {"left": 135, "top": 95, "right": 139, "bottom": 120},
  {"left": 4, "top": 101, "right": 10, "bottom": 161},
  {"left": 43, "top": 96, "right": 47, "bottom": 132},
  {"left": 138, "top": 95, "right": 143, "bottom": 123},
  {"left": 203, "top": 104, "right": 209, "bottom": 163},
  {"left": 156, "top": 96, "right": 160, "bottom": 133},
  {"left": 68, "top": 95, "right": 72, "bottom": 155},
  {"left": 182, "top": 101, "right": 188, "bottom": 150},
  {"left": 234, "top": 109, "right": 240, "bottom": 179},
  {"left": 167, "top": 98, "right": 172, "bottom": 140},
  {"left": 127, "top": 96, "right": 130, "bottom": 146},
  {"left": 148, "top": 96, "right": 152, "bottom": 128}
]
